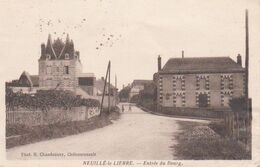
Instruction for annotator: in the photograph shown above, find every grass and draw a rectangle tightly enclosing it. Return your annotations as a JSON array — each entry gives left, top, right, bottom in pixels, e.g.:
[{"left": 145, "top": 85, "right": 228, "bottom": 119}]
[{"left": 173, "top": 121, "right": 251, "bottom": 160}]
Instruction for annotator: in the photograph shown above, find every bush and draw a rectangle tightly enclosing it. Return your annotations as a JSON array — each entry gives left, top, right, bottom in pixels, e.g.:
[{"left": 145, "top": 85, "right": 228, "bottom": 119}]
[
  {"left": 175, "top": 137, "right": 250, "bottom": 160},
  {"left": 6, "top": 89, "right": 100, "bottom": 111},
  {"left": 118, "top": 86, "right": 131, "bottom": 101},
  {"left": 229, "top": 97, "right": 248, "bottom": 112},
  {"left": 208, "top": 121, "right": 227, "bottom": 137},
  {"left": 174, "top": 124, "right": 251, "bottom": 160}
]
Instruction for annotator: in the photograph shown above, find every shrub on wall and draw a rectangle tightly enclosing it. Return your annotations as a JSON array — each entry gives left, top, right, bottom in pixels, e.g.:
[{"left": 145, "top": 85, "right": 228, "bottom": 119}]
[{"left": 5, "top": 88, "right": 100, "bottom": 111}]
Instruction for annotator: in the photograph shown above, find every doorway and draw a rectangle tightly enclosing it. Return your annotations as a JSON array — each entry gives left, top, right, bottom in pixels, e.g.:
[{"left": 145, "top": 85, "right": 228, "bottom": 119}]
[{"left": 198, "top": 93, "right": 208, "bottom": 107}]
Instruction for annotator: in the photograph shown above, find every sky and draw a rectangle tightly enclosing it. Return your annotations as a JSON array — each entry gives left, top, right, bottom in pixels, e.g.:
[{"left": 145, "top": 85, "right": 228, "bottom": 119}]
[{"left": 0, "top": 0, "right": 260, "bottom": 92}]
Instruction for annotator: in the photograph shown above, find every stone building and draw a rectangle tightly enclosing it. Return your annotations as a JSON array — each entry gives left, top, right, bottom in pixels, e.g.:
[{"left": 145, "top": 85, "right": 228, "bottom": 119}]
[
  {"left": 7, "top": 35, "right": 97, "bottom": 99},
  {"left": 6, "top": 34, "right": 119, "bottom": 106},
  {"left": 39, "top": 34, "right": 83, "bottom": 91},
  {"left": 155, "top": 55, "right": 245, "bottom": 111},
  {"left": 6, "top": 71, "right": 39, "bottom": 94},
  {"left": 129, "top": 80, "right": 153, "bottom": 100}
]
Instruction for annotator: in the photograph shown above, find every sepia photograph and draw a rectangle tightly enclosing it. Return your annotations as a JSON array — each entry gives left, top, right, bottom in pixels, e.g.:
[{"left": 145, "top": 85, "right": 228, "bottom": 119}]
[{"left": 0, "top": 0, "right": 260, "bottom": 167}]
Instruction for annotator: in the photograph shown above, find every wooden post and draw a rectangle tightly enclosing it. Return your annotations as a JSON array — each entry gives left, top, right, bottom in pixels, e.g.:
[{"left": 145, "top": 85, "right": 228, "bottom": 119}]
[
  {"left": 231, "top": 112, "right": 234, "bottom": 138},
  {"left": 245, "top": 114, "right": 248, "bottom": 146},
  {"left": 230, "top": 113, "right": 232, "bottom": 136},
  {"left": 236, "top": 112, "right": 239, "bottom": 141},
  {"left": 108, "top": 62, "right": 111, "bottom": 113},
  {"left": 100, "top": 61, "right": 111, "bottom": 116}
]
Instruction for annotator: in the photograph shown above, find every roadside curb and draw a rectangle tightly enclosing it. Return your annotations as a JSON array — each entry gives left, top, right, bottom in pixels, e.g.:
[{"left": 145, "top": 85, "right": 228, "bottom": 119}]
[{"left": 137, "top": 105, "right": 221, "bottom": 122}]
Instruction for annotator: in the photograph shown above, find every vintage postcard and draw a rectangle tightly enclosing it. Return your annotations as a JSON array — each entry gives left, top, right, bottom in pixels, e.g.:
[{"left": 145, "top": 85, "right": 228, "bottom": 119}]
[{"left": 0, "top": 0, "right": 260, "bottom": 167}]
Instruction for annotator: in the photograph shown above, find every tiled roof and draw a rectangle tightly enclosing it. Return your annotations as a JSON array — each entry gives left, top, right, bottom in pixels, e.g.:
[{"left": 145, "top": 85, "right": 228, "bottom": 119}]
[
  {"left": 160, "top": 57, "right": 245, "bottom": 74},
  {"left": 40, "top": 34, "right": 77, "bottom": 60},
  {"left": 8, "top": 72, "right": 39, "bottom": 87},
  {"left": 132, "top": 80, "right": 153, "bottom": 86},
  {"left": 30, "top": 75, "right": 39, "bottom": 86}
]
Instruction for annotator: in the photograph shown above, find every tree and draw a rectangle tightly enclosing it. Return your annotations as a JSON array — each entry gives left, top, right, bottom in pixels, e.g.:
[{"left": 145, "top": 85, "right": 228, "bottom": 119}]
[
  {"left": 118, "top": 86, "right": 131, "bottom": 101},
  {"left": 229, "top": 97, "right": 247, "bottom": 112}
]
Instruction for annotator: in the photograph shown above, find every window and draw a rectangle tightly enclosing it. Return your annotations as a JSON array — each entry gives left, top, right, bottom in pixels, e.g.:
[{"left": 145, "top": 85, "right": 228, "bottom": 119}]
[
  {"left": 65, "top": 53, "right": 69, "bottom": 59},
  {"left": 46, "top": 66, "right": 51, "bottom": 74},
  {"left": 199, "top": 78, "right": 206, "bottom": 90},
  {"left": 221, "top": 75, "right": 233, "bottom": 90},
  {"left": 223, "top": 78, "right": 229, "bottom": 89},
  {"left": 46, "top": 54, "right": 51, "bottom": 60},
  {"left": 64, "top": 66, "right": 69, "bottom": 74},
  {"left": 176, "top": 79, "right": 182, "bottom": 90},
  {"left": 222, "top": 95, "right": 230, "bottom": 107},
  {"left": 175, "top": 95, "right": 183, "bottom": 107},
  {"left": 78, "top": 77, "right": 94, "bottom": 86},
  {"left": 165, "top": 93, "right": 171, "bottom": 100}
]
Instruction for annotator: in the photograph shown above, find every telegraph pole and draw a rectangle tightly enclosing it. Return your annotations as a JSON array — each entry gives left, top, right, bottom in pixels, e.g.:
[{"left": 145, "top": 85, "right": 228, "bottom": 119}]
[
  {"left": 100, "top": 61, "right": 111, "bottom": 115},
  {"left": 245, "top": 9, "right": 249, "bottom": 101},
  {"left": 108, "top": 61, "right": 111, "bottom": 113}
]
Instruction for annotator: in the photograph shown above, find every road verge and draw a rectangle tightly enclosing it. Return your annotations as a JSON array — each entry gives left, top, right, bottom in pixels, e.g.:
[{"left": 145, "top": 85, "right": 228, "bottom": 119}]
[{"left": 6, "top": 108, "right": 120, "bottom": 149}]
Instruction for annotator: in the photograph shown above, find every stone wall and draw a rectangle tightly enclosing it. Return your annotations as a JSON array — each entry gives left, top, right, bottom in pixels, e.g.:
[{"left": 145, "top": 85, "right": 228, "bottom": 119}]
[{"left": 39, "top": 59, "right": 82, "bottom": 90}]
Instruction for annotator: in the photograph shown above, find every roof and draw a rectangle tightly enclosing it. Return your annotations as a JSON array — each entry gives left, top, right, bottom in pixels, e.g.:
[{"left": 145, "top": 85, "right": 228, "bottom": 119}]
[
  {"left": 19, "top": 71, "right": 33, "bottom": 87},
  {"left": 7, "top": 72, "right": 39, "bottom": 87},
  {"left": 160, "top": 57, "right": 245, "bottom": 74},
  {"left": 130, "top": 87, "right": 141, "bottom": 93},
  {"left": 132, "top": 80, "right": 153, "bottom": 86},
  {"left": 78, "top": 73, "right": 95, "bottom": 77},
  {"left": 30, "top": 75, "right": 39, "bottom": 86},
  {"left": 40, "top": 34, "right": 78, "bottom": 60},
  {"left": 95, "top": 79, "right": 117, "bottom": 92}
]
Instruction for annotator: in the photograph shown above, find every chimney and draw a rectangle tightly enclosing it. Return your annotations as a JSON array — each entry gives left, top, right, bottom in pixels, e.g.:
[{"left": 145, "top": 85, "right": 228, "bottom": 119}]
[
  {"left": 158, "top": 55, "right": 161, "bottom": 71},
  {"left": 41, "top": 43, "right": 46, "bottom": 56},
  {"left": 237, "top": 54, "right": 242, "bottom": 66},
  {"left": 182, "top": 50, "right": 184, "bottom": 58}
]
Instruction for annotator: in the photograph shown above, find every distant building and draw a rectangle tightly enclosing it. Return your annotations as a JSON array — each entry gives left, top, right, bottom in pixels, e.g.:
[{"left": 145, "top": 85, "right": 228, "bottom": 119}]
[
  {"left": 6, "top": 71, "right": 39, "bottom": 94},
  {"left": 95, "top": 77, "right": 118, "bottom": 107},
  {"left": 129, "top": 80, "right": 153, "bottom": 100},
  {"left": 6, "top": 35, "right": 97, "bottom": 99},
  {"left": 155, "top": 55, "right": 245, "bottom": 111}
]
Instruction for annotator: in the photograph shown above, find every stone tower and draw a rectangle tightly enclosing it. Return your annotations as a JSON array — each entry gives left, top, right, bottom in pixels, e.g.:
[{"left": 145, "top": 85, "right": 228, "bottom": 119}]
[{"left": 38, "top": 34, "right": 82, "bottom": 91}]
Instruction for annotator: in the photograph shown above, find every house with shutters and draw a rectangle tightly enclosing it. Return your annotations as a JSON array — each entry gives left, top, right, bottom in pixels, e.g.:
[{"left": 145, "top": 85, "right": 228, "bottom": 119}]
[{"left": 155, "top": 55, "right": 246, "bottom": 112}]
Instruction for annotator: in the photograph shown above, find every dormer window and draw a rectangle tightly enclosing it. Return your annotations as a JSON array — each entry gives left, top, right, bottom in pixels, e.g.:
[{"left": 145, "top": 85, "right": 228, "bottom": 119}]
[
  {"left": 74, "top": 53, "right": 78, "bottom": 59},
  {"left": 65, "top": 53, "right": 69, "bottom": 59},
  {"left": 46, "top": 54, "right": 51, "bottom": 60}
]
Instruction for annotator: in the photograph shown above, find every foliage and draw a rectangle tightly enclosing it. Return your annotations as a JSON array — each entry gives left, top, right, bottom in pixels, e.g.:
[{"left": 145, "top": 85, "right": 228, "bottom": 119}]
[
  {"left": 174, "top": 123, "right": 251, "bottom": 160},
  {"left": 5, "top": 88, "right": 100, "bottom": 111},
  {"left": 118, "top": 86, "right": 131, "bottom": 100},
  {"left": 229, "top": 97, "right": 248, "bottom": 112},
  {"left": 208, "top": 121, "right": 227, "bottom": 137},
  {"left": 135, "top": 82, "right": 157, "bottom": 111}
]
